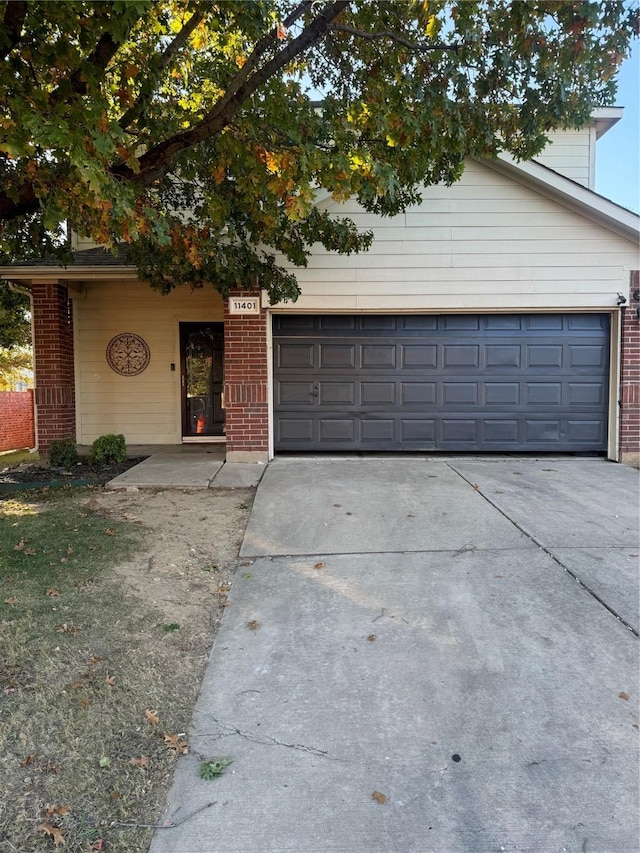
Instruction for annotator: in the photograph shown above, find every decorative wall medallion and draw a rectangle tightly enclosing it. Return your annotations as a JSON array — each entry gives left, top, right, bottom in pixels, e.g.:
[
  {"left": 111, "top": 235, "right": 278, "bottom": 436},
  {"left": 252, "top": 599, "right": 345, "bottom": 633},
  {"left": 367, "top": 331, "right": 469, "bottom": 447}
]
[{"left": 106, "top": 333, "right": 150, "bottom": 376}]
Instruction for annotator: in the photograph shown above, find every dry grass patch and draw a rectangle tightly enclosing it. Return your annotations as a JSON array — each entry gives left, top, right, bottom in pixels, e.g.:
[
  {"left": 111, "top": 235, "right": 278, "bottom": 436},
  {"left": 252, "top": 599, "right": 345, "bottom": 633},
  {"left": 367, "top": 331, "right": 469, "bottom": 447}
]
[{"left": 0, "top": 486, "right": 253, "bottom": 852}]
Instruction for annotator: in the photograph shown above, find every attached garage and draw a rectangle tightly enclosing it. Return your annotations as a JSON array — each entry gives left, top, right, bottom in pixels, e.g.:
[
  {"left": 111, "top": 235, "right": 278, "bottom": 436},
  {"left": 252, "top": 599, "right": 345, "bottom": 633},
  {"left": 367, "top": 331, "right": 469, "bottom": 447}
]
[{"left": 273, "top": 313, "right": 610, "bottom": 453}]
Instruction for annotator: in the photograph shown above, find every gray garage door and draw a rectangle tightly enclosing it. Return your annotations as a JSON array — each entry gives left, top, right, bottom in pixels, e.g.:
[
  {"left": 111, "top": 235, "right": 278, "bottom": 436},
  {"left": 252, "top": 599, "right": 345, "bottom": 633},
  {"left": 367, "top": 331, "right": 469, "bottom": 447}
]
[{"left": 273, "top": 314, "right": 610, "bottom": 452}]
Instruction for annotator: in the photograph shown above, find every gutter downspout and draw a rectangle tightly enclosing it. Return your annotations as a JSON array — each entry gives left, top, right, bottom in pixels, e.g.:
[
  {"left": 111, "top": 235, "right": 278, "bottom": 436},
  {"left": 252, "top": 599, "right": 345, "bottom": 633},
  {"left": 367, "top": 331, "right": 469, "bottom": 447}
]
[{"left": 7, "top": 282, "right": 38, "bottom": 454}]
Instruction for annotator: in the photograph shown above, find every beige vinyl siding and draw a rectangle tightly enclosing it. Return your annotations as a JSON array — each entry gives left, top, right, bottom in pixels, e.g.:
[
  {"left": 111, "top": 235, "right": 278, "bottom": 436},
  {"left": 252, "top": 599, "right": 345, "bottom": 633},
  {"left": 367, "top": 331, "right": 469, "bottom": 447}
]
[
  {"left": 74, "top": 280, "right": 224, "bottom": 445},
  {"left": 271, "top": 159, "right": 637, "bottom": 313},
  {"left": 533, "top": 128, "right": 594, "bottom": 188}
]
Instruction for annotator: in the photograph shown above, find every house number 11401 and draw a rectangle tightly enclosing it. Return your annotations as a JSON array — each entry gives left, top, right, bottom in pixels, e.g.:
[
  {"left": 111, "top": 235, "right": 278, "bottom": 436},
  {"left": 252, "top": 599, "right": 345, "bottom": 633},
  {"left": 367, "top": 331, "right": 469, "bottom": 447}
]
[{"left": 229, "top": 297, "right": 260, "bottom": 315}]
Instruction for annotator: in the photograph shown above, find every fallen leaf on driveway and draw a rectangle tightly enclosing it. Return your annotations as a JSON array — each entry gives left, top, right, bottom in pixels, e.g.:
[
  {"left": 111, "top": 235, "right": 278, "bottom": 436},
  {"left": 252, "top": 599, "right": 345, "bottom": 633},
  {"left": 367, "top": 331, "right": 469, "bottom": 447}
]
[
  {"left": 314, "top": 562, "right": 325, "bottom": 569},
  {"left": 247, "top": 620, "right": 260, "bottom": 630},
  {"left": 372, "top": 791, "right": 387, "bottom": 804},
  {"left": 619, "top": 692, "right": 630, "bottom": 701}
]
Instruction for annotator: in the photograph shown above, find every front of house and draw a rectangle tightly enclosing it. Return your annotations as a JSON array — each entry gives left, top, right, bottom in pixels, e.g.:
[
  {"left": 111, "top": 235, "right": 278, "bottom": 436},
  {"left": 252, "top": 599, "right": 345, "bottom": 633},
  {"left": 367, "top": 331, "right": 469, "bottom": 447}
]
[{"left": 2, "top": 109, "right": 639, "bottom": 464}]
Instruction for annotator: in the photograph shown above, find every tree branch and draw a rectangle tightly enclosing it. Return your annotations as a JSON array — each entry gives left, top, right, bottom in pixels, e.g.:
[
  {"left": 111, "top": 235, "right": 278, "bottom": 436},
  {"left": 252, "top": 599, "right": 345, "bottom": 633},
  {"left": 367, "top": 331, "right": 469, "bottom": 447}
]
[
  {"left": 329, "top": 22, "right": 460, "bottom": 53},
  {"left": 112, "top": 0, "right": 349, "bottom": 185},
  {"left": 0, "top": 182, "right": 38, "bottom": 220},
  {"left": 118, "top": 9, "right": 205, "bottom": 130},
  {"left": 0, "top": 0, "right": 28, "bottom": 61},
  {"left": 49, "top": 9, "right": 146, "bottom": 107}
]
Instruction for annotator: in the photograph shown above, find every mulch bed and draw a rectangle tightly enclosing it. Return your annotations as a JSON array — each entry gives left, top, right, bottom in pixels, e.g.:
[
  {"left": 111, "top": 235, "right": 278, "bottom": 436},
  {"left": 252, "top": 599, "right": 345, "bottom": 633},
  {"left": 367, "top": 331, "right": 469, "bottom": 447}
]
[{"left": 0, "top": 457, "right": 147, "bottom": 487}]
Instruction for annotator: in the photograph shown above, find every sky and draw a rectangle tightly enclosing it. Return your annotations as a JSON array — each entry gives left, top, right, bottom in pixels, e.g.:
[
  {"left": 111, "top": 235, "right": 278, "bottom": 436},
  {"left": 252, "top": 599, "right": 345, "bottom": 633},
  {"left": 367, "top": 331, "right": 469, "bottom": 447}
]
[{"left": 594, "top": 44, "right": 639, "bottom": 213}]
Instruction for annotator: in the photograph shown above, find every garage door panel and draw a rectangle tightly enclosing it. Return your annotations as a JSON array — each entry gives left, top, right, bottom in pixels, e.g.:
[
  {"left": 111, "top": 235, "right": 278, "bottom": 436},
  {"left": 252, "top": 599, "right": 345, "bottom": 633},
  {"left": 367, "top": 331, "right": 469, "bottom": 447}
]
[
  {"left": 360, "top": 382, "right": 396, "bottom": 406},
  {"left": 569, "top": 345, "right": 606, "bottom": 368},
  {"left": 273, "top": 313, "right": 609, "bottom": 452},
  {"left": 320, "top": 344, "right": 355, "bottom": 368},
  {"left": 277, "top": 417, "right": 314, "bottom": 442},
  {"left": 319, "top": 419, "right": 354, "bottom": 442},
  {"left": 525, "top": 420, "right": 561, "bottom": 442},
  {"left": 486, "top": 345, "right": 521, "bottom": 367},
  {"left": 568, "top": 383, "right": 605, "bottom": 405},
  {"left": 526, "top": 383, "right": 563, "bottom": 405},
  {"left": 361, "top": 344, "right": 396, "bottom": 368},
  {"left": 485, "top": 316, "right": 522, "bottom": 330},
  {"left": 319, "top": 382, "right": 356, "bottom": 405},
  {"left": 527, "top": 345, "right": 563, "bottom": 367},
  {"left": 444, "top": 345, "right": 480, "bottom": 367},
  {"left": 361, "top": 419, "right": 395, "bottom": 442},
  {"left": 401, "top": 345, "right": 437, "bottom": 368},
  {"left": 442, "top": 419, "right": 478, "bottom": 443},
  {"left": 278, "top": 381, "right": 315, "bottom": 406},
  {"left": 401, "top": 419, "right": 436, "bottom": 442},
  {"left": 277, "top": 342, "right": 314, "bottom": 369},
  {"left": 443, "top": 383, "right": 478, "bottom": 405},
  {"left": 443, "top": 315, "right": 480, "bottom": 330},
  {"left": 483, "top": 420, "right": 520, "bottom": 443},
  {"left": 484, "top": 383, "right": 520, "bottom": 405},
  {"left": 401, "top": 383, "right": 437, "bottom": 405},
  {"left": 527, "top": 315, "right": 564, "bottom": 330},
  {"left": 567, "top": 420, "right": 605, "bottom": 443}
]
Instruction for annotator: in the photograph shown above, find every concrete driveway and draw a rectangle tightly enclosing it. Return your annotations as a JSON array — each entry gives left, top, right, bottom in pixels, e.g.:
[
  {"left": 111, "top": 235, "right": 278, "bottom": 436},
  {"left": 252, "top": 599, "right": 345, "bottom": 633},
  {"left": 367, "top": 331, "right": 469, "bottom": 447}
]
[{"left": 150, "top": 457, "right": 639, "bottom": 853}]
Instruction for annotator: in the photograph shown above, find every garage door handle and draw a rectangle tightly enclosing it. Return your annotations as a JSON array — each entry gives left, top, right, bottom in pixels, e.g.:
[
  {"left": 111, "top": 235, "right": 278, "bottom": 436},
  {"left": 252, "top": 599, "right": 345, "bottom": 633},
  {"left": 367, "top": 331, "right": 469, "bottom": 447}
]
[{"left": 311, "top": 384, "right": 319, "bottom": 397}]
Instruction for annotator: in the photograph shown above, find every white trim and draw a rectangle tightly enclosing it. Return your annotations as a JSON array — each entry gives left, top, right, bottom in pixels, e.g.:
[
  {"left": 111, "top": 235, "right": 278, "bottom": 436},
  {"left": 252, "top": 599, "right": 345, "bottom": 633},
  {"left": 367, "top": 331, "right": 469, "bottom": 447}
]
[
  {"left": 608, "top": 309, "right": 622, "bottom": 462},
  {"left": 73, "top": 298, "right": 82, "bottom": 445},
  {"left": 486, "top": 154, "right": 639, "bottom": 242},
  {"left": 266, "top": 310, "right": 275, "bottom": 461},
  {"left": 592, "top": 107, "right": 624, "bottom": 140},
  {"left": 588, "top": 125, "right": 597, "bottom": 191}
]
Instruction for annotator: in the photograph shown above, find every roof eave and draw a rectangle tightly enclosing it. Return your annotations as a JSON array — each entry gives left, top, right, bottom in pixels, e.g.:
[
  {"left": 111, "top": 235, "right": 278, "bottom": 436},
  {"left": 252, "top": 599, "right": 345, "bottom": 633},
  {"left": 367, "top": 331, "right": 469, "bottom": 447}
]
[
  {"left": 0, "top": 266, "right": 138, "bottom": 283},
  {"left": 482, "top": 153, "right": 640, "bottom": 244}
]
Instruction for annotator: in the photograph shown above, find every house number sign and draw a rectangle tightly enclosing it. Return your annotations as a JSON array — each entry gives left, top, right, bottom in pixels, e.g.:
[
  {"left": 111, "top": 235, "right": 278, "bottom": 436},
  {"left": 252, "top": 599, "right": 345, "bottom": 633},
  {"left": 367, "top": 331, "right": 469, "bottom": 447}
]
[
  {"left": 228, "top": 296, "right": 260, "bottom": 315},
  {"left": 106, "top": 333, "right": 151, "bottom": 376}
]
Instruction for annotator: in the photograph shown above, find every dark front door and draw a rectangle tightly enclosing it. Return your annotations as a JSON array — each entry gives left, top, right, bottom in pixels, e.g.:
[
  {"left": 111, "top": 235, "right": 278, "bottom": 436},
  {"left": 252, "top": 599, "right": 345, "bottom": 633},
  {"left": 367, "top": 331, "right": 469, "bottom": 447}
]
[{"left": 180, "top": 323, "right": 225, "bottom": 438}]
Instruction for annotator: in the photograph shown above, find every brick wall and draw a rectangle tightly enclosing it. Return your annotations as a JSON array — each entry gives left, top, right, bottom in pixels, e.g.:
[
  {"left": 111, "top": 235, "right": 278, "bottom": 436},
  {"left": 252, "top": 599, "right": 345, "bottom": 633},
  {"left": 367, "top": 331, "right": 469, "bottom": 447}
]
[
  {"left": 31, "top": 283, "right": 76, "bottom": 455},
  {"left": 0, "top": 390, "right": 35, "bottom": 452},
  {"left": 224, "top": 291, "right": 269, "bottom": 462},
  {"left": 620, "top": 270, "right": 640, "bottom": 465}
]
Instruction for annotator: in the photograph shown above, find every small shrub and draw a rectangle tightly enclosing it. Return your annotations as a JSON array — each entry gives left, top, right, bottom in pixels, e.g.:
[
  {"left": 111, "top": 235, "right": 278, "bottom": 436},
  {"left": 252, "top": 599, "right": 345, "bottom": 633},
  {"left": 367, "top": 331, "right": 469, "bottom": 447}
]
[
  {"left": 89, "top": 434, "right": 127, "bottom": 466},
  {"left": 49, "top": 437, "right": 79, "bottom": 468}
]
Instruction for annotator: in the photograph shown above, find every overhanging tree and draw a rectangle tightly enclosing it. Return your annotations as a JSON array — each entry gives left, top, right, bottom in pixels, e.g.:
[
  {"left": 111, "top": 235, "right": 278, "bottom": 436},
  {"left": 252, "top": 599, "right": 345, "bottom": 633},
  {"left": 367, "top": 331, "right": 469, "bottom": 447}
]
[{"left": 0, "top": 0, "right": 636, "bottom": 302}]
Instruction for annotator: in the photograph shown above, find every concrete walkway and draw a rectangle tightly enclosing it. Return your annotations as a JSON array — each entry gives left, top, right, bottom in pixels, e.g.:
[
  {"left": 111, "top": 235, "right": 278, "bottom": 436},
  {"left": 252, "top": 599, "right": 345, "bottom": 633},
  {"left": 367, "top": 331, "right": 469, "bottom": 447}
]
[
  {"left": 150, "top": 457, "right": 639, "bottom": 853},
  {"left": 105, "top": 449, "right": 266, "bottom": 490}
]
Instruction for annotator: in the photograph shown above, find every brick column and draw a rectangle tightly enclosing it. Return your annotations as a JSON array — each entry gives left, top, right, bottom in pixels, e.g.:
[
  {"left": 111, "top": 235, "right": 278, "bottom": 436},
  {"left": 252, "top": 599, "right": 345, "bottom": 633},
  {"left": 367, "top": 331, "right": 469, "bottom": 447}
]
[
  {"left": 224, "top": 291, "right": 269, "bottom": 462},
  {"left": 620, "top": 270, "right": 640, "bottom": 466},
  {"left": 31, "top": 282, "right": 76, "bottom": 457}
]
